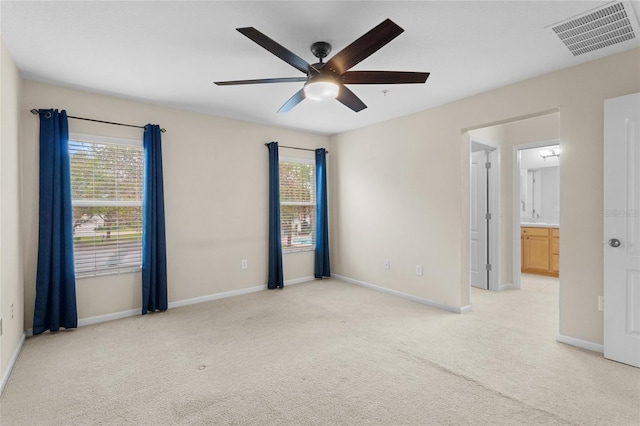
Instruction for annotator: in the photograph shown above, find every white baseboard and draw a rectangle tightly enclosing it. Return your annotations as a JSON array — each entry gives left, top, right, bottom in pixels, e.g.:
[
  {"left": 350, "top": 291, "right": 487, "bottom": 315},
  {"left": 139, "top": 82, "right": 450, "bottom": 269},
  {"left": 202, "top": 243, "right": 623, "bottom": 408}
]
[
  {"left": 27, "top": 307, "right": 141, "bottom": 337},
  {"left": 333, "top": 274, "right": 466, "bottom": 314},
  {"left": 1, "top": 332, "right": 25, "bottom": 396},
  {"left": 168, "top": 275, "right": 314, "bottom": 309},
  {"left": 284, "top": 276, "right": 316, "bottom": 286},
  {"left": 26, "top": 276, "right": 317, "bottom": 336},
  {"left": 80, "top": 308, "right": 141, "bottom": 328},
  {"left": 556, "top": 334, "right": 604, "bottom": 353},
  {"left": 499, "top": 283, "right": 515, "bottom": 291},
  {"left": 168, "top": 284, "right": 266, "bottom": 309}
]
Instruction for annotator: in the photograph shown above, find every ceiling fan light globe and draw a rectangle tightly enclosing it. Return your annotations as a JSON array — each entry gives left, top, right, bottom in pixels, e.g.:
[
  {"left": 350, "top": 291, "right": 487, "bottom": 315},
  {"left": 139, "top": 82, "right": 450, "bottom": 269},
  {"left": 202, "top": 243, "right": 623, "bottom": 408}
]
[{"left": 304, "top": 81, "right": 339, "bottom": 101}]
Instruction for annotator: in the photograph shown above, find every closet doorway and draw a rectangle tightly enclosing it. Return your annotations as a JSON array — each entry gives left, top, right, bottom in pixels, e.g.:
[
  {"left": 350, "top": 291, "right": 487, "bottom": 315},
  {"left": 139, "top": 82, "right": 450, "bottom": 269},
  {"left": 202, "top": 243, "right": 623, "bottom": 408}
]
[{"left": 470, "top": 139, "right": 500, "bottom": 290}]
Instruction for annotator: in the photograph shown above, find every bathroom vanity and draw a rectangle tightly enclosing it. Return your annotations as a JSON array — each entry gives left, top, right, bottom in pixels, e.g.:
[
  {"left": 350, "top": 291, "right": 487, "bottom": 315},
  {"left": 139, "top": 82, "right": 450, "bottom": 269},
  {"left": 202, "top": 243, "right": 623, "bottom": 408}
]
[{"left": 521, "top": 224, "right": 559, "bottom": 277}]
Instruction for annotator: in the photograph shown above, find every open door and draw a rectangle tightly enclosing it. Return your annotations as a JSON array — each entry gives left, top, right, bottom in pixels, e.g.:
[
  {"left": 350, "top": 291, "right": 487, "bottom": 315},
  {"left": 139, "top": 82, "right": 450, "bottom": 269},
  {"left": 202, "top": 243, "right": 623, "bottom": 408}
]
[
  {"left": 469, "top": 138, "right": 500, "bottom": 291},
  {"left": 604, "top": 92, "right": 640, "bottom": 368},
  {"left": 470, "top": 149, "right": 489, "bottom": 289}
]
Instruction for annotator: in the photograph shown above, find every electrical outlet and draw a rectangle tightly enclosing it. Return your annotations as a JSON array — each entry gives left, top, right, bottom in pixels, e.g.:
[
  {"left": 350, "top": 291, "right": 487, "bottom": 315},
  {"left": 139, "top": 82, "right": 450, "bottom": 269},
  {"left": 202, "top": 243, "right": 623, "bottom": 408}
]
[
  {"left": 384, "top": 261, "right": 390, "bottom": 270},
  {"left": 0, "top": 318, "right": 3, "bottom": 336},
  {"left": 11, "top": 303, "right": 14, "bottom": 319},
  {"left": 241, "top": 259, "right": 248, "bottom": 270},
  {"left": 598, "top": 296, "right": 604, "bottom": 312},
  {"left": 416, "top": 265, "right": 423, "bottom": 276}
]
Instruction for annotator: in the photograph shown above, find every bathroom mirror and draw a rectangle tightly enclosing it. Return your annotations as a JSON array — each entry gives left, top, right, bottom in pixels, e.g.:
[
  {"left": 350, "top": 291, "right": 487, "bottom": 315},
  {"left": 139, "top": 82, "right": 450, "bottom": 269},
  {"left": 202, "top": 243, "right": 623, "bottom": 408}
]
[
  {"left": 520, "top": 167, "right": 559, "bottom": 223},
  {"left": 519, "top": 144, "right": 560, "bottom": 225}
]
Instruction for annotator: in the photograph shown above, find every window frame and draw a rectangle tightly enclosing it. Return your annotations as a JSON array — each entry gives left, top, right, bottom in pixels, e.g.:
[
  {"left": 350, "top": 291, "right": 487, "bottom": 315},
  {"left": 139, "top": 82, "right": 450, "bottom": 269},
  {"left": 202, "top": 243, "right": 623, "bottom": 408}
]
[
  {"left": 279, "top": 156, "right": 316, "bottom": 254},
  {"left": 69, "top": 133, "right": 144, "bottom": 278}
]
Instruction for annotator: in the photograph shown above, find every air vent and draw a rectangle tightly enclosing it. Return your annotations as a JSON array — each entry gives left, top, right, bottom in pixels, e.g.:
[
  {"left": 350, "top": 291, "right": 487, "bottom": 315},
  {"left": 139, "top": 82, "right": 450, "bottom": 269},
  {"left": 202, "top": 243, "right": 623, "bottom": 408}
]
[{"left": 548, "top": 1, "right": 639, "bottom": 56}]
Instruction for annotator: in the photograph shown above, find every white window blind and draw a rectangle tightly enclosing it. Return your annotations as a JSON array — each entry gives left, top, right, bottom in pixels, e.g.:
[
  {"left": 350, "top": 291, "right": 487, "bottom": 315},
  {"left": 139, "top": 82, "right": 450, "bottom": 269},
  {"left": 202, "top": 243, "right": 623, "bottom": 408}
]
[
  {"left": 69, "top": 134, "right": 143, "bottom": 276},
  {"left": 279, "top": 158, "right": 315, "bottom": 252}
]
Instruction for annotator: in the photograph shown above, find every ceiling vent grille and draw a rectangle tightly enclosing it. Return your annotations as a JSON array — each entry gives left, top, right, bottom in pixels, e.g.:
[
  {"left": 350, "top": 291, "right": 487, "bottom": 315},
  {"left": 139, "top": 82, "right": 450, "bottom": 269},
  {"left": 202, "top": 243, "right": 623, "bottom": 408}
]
[{"left": 549, "top": 1, "right": 639, "bottom": 56}]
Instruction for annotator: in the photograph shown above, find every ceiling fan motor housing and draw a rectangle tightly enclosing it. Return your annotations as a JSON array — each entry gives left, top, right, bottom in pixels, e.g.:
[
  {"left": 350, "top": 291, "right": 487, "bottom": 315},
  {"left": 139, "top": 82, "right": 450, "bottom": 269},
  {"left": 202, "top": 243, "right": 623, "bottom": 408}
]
[{"left": 310, "top": 41, "right": 331, "bottom": 61}]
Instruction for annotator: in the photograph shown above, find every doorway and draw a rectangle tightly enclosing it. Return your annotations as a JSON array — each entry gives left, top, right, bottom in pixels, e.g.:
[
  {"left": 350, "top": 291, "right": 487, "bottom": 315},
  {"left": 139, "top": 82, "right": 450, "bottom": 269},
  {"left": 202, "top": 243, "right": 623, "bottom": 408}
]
[
  {"left": 512, "top": 141, "right": 560, "bottom": 289},
  {"left": 466, "top": 111, "right": 560, "bottom": 298},
  {"left": 470, "top": 139, "right": 500, "bottom": 290}
]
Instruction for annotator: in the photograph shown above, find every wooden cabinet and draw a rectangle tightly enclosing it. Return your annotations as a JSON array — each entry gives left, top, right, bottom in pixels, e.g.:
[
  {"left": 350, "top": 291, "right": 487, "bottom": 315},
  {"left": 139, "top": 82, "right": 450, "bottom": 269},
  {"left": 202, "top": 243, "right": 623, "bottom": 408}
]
[
  {"left": 521, "top": 227, "right": 559, "bottom": 277},
  {"left": 524, "top": 236, "right": 550, "bottom": 271},
  {"left": 551, "top": 228, "right": 559, "bottom": 274}
]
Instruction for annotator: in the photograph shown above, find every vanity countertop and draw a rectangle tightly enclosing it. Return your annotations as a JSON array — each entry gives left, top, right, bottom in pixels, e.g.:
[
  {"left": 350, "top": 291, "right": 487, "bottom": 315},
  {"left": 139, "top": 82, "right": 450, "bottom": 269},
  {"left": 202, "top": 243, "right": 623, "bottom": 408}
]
[{"left": 520, "top": 223, "right": 559, "bottom": 228}]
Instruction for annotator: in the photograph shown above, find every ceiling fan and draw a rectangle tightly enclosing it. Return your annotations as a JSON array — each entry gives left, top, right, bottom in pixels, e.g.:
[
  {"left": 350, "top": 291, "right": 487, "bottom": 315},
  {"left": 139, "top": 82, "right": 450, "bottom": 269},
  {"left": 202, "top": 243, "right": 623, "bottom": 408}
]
[{"left": 214, "top": 19, "right": 430, "bottom": 113}]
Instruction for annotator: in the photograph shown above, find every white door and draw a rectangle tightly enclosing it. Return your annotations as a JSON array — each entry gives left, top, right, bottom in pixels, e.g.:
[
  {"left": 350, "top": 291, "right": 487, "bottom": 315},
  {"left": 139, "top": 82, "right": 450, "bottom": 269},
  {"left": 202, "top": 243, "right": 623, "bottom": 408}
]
[
  {"left": 604, "top": 92, "right": 640, "bottom": 368},
  {"left": 470, "top": 150, "right": 488, "bottom": 289}
]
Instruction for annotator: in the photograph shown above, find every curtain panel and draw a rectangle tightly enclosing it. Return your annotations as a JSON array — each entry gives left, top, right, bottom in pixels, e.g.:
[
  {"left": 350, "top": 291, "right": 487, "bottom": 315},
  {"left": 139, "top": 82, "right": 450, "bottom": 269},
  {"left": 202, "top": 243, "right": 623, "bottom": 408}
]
[
  {"left": 33, "top": 109, "right": 78, "bottom": 335},
  {"left": 267, "top": 142, "right": 284, "bottom": 289},
  {"left": 142, "top": 124, "right": 168, "bottom": 313},
  {"left": 314, "top": 148, "right": 331, "bottom": 278}
]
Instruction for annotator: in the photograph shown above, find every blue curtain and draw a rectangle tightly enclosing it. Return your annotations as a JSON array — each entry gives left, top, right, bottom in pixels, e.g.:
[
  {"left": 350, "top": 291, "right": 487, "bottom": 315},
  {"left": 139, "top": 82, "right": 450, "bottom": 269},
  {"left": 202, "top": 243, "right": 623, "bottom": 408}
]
[
  {"left": 267, "top": 142, "right": 284, "bottom": 289},
  {"left": 314, "top": 148, "right": 331, "bottom": 278},
  {"left": 33, "top": 109, "right": 77, "bottom": 335},
  {"left": 142, "top": 124, "right": 168, "bottom": 314}
]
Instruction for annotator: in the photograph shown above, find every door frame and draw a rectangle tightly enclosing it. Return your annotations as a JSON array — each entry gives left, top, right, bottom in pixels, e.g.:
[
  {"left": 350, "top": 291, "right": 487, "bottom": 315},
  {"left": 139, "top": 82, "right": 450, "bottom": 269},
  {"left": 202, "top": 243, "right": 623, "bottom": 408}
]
[
  {"left": 470, "top": 137, "right": 500, "bottom": 291},
  {"left": 512, "top": 139, "right": 560, "bottom": 289}
]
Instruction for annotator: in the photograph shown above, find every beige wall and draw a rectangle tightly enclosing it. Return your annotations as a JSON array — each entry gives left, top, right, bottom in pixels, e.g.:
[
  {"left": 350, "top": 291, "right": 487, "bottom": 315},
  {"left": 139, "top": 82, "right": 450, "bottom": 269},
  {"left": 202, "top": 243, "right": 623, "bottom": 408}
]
[
  {"left": 330, "top": 48, "right": 640, "bottom": 344},
  {"left": 21, "top": 81, "right": 329, "bottom": 330},
  {"left": 12, "top": 46, "right": 640, "bottom": 348},
  {"left": 0, "top": 39, "right": 25, "bottom": 384},
  {"left": 469, "top": 112, "right": 560, "bottom": 287}
]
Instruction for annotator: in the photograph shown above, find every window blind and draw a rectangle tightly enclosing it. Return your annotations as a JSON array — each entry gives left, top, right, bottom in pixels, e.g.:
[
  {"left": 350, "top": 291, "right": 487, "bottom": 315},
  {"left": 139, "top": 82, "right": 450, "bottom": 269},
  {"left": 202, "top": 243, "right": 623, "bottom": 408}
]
[
  {"left": 69, "top": 135, "right": 143, "bottom": 276},
  {"left": 279, "top": 159, "right": 315, "bottom": 252}
]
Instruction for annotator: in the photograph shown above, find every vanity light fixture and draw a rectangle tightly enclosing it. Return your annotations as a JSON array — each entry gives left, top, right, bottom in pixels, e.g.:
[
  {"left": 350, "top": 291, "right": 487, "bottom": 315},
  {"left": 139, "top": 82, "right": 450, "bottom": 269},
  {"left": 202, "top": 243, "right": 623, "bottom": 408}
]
[{"left": 539, "top": 148, "right": 560, "bottom": 160}]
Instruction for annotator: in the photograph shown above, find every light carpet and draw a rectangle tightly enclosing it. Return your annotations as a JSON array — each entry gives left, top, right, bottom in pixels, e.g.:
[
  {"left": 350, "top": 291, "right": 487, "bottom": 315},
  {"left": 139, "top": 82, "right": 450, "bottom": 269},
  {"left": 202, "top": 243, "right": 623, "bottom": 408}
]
[{"left": 1, "top": 277, "right": 639, "bottom": 425}]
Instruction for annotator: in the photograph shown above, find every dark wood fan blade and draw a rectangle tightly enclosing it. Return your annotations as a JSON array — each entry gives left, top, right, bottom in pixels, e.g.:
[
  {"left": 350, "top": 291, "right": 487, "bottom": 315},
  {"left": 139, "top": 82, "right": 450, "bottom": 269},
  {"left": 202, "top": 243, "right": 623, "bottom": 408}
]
[
  {"left": 237, "top": 27, "right": 317, "bottom": 75},
  {"left": 324, "top": 19, "right": 404, "bottom": 75},
  {"left": 336, "top": 85, "right": 367, "bottom": 112},
  {"left": 215, "top": 77, "right": 307, "bottom": 86},
  {"left": 342, "top": 71, "right": 430, "bottom": 85},
  {"left": 278, "top": 88, "right": 306, "bottom": 112}
]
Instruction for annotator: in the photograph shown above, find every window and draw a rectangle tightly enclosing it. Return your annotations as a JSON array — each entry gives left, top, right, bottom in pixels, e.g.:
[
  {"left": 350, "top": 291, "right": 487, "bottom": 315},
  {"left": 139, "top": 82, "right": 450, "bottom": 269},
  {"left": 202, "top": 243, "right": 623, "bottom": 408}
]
[
  {"left": 280, "top": 158, "right": 315, "bottom": 252},
  {"left": 69, "top": 134, "right": 143, "bottom": 277}
]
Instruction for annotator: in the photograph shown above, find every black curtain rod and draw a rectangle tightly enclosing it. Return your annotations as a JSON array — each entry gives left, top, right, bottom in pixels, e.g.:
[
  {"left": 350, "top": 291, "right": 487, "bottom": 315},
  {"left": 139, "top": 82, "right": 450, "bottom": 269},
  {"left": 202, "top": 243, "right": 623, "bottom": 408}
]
[
  {"left": 30, "top": 109, "right": 167, "bottom": 133},
  {"left": 264, "top": 143, "right": 328, "bottom": 154}
]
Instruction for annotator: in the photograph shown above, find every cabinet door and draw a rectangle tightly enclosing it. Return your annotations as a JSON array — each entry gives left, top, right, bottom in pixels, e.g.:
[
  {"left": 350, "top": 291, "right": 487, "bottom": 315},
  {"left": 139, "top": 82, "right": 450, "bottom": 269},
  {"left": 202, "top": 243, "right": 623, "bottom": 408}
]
[
  {"left": 551, "top": 236, "right": 560, "bottom": 273},
  {"left": 524, "top": 236, "right": 550, "bottom": 271}
]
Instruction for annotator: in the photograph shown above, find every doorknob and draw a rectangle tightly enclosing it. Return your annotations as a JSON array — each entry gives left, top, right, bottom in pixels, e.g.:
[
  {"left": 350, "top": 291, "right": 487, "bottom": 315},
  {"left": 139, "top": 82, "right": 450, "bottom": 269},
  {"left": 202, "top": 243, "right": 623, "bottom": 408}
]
[{"left": 608, "top": 238, "right": 621, "bottom": 248}]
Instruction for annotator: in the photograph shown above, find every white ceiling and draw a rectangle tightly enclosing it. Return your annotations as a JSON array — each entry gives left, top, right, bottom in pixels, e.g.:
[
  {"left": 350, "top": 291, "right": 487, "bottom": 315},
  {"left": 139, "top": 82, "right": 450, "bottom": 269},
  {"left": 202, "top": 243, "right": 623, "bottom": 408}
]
[{"left": 2, "top": 1, "right": 639, "bottom": 135}]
